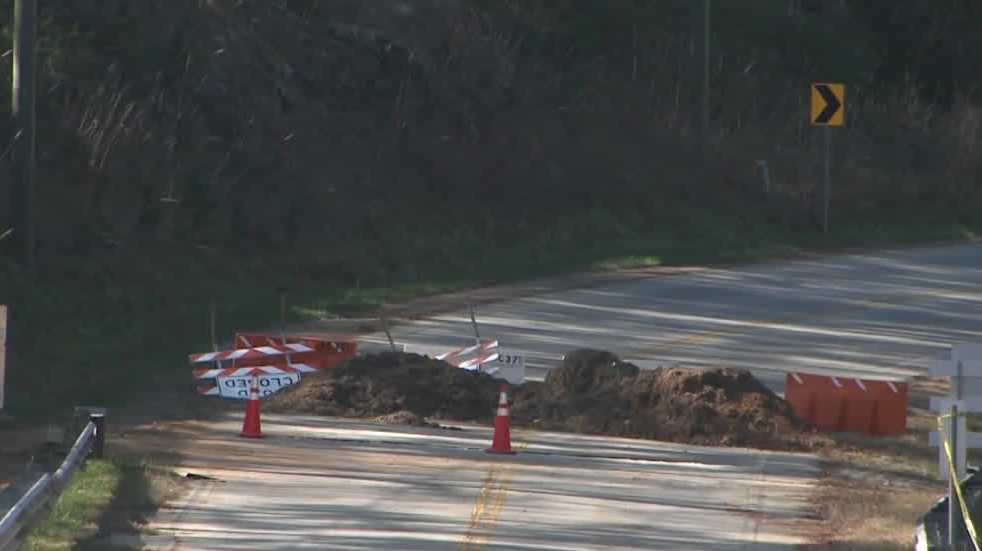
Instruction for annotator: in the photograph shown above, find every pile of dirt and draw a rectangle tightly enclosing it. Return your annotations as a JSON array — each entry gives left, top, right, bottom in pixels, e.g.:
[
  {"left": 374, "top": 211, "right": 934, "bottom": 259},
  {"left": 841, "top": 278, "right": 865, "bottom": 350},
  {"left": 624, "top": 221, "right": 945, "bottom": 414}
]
[
  {"left": 267, "top": 352, "right": 501, "bottom": 421},
  {"left": 511, "top": 349, "right": 810, "bottom": 449},
  {"left": 269, "top": 349, "right": 812, "bottom": 450}
]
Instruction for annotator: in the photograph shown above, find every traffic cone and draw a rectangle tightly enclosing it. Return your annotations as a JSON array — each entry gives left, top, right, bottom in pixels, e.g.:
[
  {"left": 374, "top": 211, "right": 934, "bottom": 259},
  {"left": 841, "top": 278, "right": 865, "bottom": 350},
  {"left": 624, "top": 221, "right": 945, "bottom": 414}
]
[
  {"left": 486, "top": 384, "right": 515, "bottom": 455},
  {"left": 240, "top": 375, "right": 263, "bottom": 439}
]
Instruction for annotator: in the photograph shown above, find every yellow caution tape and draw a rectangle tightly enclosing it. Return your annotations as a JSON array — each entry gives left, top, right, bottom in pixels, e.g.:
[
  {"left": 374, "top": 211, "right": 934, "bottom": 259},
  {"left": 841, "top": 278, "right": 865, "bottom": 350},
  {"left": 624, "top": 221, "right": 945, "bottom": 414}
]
[{"left": 939, "top": 415, "right": 982, "bottom": 551}]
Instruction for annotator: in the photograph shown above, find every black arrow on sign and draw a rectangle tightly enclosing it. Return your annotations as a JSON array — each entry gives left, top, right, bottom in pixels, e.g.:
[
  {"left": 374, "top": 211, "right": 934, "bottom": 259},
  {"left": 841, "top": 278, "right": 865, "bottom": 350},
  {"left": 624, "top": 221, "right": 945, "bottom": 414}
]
[{"left": 814, "top": 84, "right": 841, "bottom": 124}]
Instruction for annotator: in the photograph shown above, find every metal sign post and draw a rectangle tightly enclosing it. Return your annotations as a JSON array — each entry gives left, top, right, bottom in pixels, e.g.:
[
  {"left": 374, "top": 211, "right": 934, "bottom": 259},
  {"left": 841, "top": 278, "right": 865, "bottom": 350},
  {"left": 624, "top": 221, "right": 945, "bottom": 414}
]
[
  {"left": 701, "top": 0, "right": 711, "bottom": 158},
  {"left": 279, "top": 290, "right": 287, "bottom": 343},
  {"left": 469, "top": 304, "right": 481, "bottom": 342},
  {"left": 810, "top": 83, "right": 844, "bottom": 234},
  {"left": 381, "top": 315, "right": 397, "bottom": 352},
  {"left": 823, "top": 126, "right": 831, "bottom": 233},
  {"left": 209, "top": 300, "right": 217, "bottom": 352}
]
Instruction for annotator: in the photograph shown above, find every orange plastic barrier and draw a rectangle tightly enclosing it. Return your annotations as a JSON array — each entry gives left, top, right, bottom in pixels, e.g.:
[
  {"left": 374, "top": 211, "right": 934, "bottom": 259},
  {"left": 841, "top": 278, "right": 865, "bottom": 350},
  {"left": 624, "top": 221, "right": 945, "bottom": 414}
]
[
  {"left": 867, "top": 379, "right": 908, "bottom": 436},
  {"left": 232, "top": 333, "right": 357, "bottom": 371},
  {"left": 785, "top": 372, "right": 908, "bottom": 436}
]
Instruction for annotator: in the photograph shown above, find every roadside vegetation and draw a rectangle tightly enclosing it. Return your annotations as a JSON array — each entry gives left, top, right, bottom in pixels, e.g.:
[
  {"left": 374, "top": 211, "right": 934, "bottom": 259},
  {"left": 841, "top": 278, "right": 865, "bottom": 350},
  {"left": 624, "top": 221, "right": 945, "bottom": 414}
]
[
  {"left": 2, "top": 2, "right": 982, "bottom": 547},
  {"left": 19, "top": 456, "right": 182, "bottom": 551},
  {"left": 2, "top": 1, "right": 981, "bottom": 417},
  {"left": 20, "top": 459, "right": 120, "bottom": 551},
  {"left": 2, "top": 0, "right": 981, "bottom": 417}
]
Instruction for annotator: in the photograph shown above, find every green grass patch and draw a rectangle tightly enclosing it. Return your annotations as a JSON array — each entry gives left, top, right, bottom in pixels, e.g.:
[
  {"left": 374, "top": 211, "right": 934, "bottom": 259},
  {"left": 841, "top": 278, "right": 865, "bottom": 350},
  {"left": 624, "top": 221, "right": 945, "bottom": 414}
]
[
  {"left": 2, "top": 202, "right": 982, "bottom": 422},
  {"left": 20, "top": 459, "right": 121, "bottom": 551},
  {"left": 19, "top": 457, "right": 179, "bottom": 551}
]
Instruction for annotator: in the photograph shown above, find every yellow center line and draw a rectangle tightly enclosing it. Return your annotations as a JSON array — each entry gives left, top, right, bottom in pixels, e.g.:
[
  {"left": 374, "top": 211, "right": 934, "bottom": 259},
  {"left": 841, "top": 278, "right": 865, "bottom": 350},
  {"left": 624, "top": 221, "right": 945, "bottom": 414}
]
[
  {"left": 643, "top": 329, "right": 731, "bottom": 356},
  {"left": 458, "top": 442, "right": 527, "bottom": 550}
]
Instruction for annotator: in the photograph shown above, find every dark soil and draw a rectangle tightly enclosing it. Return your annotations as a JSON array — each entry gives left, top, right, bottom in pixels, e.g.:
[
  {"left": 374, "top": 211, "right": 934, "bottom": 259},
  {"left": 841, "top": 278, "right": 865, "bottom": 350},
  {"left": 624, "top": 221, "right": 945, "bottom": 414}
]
[
  {"left": 511, "top": 349, "right": 813, "bottom": 450},
  {"left": 268, "top": 349, "right": 816, "bottom": 450},
  {"left": 266, "top": 352, "right": 501, "bottom": 421}
]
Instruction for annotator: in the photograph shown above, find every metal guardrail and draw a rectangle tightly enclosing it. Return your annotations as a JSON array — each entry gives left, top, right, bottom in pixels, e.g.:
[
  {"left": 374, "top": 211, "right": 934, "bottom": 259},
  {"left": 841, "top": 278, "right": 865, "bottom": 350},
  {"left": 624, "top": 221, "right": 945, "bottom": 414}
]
[{"left": 0, "top": 411, "right": 105, "bottom": 551}]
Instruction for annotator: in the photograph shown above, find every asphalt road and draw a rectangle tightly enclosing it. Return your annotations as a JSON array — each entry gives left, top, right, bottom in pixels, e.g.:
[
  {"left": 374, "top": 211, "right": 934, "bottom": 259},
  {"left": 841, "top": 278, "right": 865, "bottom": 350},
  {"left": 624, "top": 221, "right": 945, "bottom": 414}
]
[
  {"left": 131, "top": 243, "right": 982, "bottom": 549},
  {"left": 370, "top": 242, "right": 982, "bottom": 389},
  {"left": 126, "top": 415, "right": 817, "bottom": 551}
]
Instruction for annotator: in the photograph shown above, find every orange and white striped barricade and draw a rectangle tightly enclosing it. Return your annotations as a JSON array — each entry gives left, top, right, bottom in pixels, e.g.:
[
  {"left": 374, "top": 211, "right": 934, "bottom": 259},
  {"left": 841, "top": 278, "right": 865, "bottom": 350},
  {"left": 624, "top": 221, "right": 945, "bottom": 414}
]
[
  {"left": 411, "top": 339, "right": 526, "bottom": 384},
  {"left": 193, "top": 365, "right": 304, "bottom": 400},
  {"left": 785, "top": 371, "right": 907, "bottom": 436},
  {"left": 233, "top": 333, "right": 357, "bottom": 371},
  {"left": 188, "top": 342, "right": 318, "bottom": 365},
  {"left": 437, "top": 339, "right": 500, "bottom": 369},
  {"left": 190, "top": 332, "right": 360, "bottom": 399}
]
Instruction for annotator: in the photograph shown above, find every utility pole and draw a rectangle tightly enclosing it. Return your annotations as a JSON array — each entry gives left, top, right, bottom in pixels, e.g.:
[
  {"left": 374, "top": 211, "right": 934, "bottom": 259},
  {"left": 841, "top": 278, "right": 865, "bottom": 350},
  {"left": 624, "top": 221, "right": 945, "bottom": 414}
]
[
  {"left": 11, "top": 0, "right": 37, "bottom": 271},
  {"left": 702, "top": 0, "right": 711, "bottom": 155}
]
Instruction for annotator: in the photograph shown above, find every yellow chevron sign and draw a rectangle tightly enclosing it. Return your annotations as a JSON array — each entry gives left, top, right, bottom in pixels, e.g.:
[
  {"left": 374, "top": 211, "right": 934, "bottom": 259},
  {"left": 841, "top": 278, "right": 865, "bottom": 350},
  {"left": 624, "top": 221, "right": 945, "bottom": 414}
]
[{"left": 811, "top": 83, "right": 844, "bottom": 126}]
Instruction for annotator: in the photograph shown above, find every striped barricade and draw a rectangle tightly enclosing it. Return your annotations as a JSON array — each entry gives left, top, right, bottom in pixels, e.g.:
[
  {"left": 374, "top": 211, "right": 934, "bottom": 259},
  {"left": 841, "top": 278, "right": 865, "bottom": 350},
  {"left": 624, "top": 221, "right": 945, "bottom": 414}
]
[
  {"left": 232, "top": 333, "right": 357, "bottom": 371},
  {"left": 190, "top": 333, "right": 358, "bottom": 399},
  {"left": 437, "top": 339, "right": 500, "bottom": 369},
  {"left": 194, "top": 365, "right": 305, "bottom": 399},
  {"left": 785, "top": 372, "right": 907, "bottom": 436},
  {"left": 427, "top": 339, "right": 525, "bottom": 384},
  {"left": 189, "top": 343, "right": 317, "bottom": 364}
]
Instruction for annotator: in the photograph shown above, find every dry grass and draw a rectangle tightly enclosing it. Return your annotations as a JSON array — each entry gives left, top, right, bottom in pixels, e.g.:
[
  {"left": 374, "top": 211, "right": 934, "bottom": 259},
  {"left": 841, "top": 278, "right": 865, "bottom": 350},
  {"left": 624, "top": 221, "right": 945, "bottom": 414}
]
[
  {"left": 808, "top": 426, "right": 943, "bottom": 549},
  {"left": 808, "top": 482, "right": 940, "bottom": 551},
  {"left": 803, "top": 378, "right": 977, "bottom": 550}
]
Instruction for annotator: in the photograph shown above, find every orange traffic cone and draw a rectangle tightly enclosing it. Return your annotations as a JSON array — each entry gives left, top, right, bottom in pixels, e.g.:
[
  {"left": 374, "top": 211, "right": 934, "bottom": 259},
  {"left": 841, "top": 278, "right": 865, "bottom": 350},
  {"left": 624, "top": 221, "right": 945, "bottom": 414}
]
[
  {"left": 240, "top": 375, "right": 263, "bottom": 439},
  {"left": 486, "top": 384, "right": 516, "bottom": 455}
]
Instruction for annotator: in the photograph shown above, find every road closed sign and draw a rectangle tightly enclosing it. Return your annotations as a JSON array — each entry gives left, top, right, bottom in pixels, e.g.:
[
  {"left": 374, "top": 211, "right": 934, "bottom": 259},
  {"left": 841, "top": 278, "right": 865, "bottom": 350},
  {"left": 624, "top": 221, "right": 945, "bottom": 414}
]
[{"left": 216, "top": 373, "right": 300, "bottom": 399}]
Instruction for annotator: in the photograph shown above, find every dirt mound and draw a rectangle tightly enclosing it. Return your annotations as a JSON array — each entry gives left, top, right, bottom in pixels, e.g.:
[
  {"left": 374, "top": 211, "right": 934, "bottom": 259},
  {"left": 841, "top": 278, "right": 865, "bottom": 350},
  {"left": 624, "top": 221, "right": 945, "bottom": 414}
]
[
  {"left": 267, "top": 352, "right": 500, "bottom": 421},
  {"left": 511, "top": 350, "right": 809, "bottom": 450},
  {"left": 544, "top": 349, "right": 639, "bottom": 396},
  {"left": 269, "top": 349, "right": 811, "bottom": 450}
]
